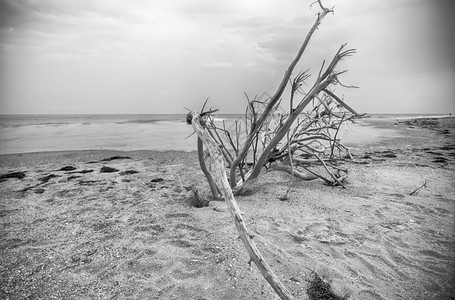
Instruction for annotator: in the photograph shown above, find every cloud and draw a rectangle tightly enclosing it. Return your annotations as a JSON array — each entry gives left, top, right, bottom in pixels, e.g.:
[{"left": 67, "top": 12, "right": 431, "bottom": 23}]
[
  {"left": 0, "top": 0, "right": 453, "bottom": 114},
  {"left": 203, "top": 62, "right": 232, "bottom": 68},
  {"left": 173, "top": 0, "right": 237, "bottom": 16}
]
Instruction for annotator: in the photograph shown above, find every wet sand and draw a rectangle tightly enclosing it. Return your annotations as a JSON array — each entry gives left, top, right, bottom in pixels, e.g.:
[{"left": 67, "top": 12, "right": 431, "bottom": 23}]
[{"left": 1, "top": 117, "right": 454, "bottom": 299}]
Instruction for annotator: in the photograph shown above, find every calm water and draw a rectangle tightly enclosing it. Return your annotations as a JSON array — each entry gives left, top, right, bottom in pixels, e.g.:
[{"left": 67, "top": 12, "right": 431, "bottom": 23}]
[{"left": 0, "top": 113, "right": 448, "bottom": 155}]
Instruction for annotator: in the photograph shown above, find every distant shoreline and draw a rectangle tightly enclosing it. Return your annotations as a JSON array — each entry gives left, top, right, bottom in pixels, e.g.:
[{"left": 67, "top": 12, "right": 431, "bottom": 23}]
[{"left": 0, "top": 115, "right": 452, "bottom": 156}]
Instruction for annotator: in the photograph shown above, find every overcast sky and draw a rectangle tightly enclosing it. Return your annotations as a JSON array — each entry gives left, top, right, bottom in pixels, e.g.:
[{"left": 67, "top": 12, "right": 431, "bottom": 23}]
[{"left": 0, "top": 0, "right": 453, "bottom": 114}]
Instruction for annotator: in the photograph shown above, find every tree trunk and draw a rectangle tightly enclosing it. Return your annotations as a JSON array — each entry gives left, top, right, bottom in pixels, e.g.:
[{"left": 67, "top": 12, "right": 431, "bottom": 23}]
[
  {"left": 190, "top": 111, "right": 294, "bottom": 300},
  {"left": 197, "top": 136, "right": 220, "bottom": 199}
]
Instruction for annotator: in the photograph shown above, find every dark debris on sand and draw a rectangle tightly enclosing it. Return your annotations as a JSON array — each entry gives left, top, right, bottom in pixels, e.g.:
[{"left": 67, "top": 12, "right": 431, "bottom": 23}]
[
  {"left": 100, "top": 166, "right": 119, "bottom": 173},
  {"left": 58, "top": 166, "right": 77, "bottom": 171},
  {"left": 67, "top": 175, "right": 81, "bottom": 181},
  {"left": 150, "top": 178, "right": 164, "bottom": 183},
  {"left": 69, "top": 169, "right": 94, "bottom": 174},
  {"left": 34, "top": 188, "right": 45, "bottom": 194},
  {"left": 148, "top": 178, "right": 164, "bottom": 188},
  {"left": 100, "top": 156, "right": 131, "bottom": 162},
  {"left": 38, "top": 174, "right": 60, "bottom": 183},
  {"left": 0, "top": 171, "right": 26, "bottom": 181},
  {"left": 119, "top": 170, "right": 139, "bottom": 175},
  {"left": 78, "top": 180, "right": 102, "bottom": 186},
  {"left": 307, "top": 272, "right": 349, "bottom": 300}
]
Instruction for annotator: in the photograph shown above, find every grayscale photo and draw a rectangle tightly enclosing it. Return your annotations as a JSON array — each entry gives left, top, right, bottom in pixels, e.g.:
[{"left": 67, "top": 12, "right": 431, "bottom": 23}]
[{"left": 0, "top": 0, "right": 454, "bottom": 299}]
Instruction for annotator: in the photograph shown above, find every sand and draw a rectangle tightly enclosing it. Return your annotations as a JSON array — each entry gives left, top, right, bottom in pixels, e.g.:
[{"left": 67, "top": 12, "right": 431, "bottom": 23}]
[{"left": 0, "top": 117, "right": 454, "bottom": 300}]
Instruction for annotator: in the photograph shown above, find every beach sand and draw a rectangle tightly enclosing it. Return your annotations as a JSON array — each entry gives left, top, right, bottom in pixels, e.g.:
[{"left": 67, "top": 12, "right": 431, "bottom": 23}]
[{"left": 1, "top": 117, "right": 454, "bottom": 299}]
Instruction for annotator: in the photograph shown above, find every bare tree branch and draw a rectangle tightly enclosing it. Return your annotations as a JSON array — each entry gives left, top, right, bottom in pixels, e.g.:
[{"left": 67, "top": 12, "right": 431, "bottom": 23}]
[{"left": 229, "top": 2, "right": 336, "bottom": 188}]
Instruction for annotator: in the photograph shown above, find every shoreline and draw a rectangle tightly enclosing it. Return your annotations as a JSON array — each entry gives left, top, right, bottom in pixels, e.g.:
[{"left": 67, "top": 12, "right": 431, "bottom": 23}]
[
  {"left": 1, "top": 117, "right": 454, "bottom": 299},
  {"left": 1, "top": 114, "right": 452, "bottom": 156},
  {"left": 0, "top": 115, "right": 451, "bottom": 155},
  {"left": 0, "top": 149, "right": 199, "bottom": 169}
]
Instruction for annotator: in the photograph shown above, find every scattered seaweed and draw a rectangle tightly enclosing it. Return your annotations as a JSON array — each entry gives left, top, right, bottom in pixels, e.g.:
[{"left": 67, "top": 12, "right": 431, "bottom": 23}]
[
  {"left": 100, "top": 166, "right": 119, "bottom": 173},
  {"left": 67, "top": 175, "right": 81, "bottom": 181},
  {"left": 150, "top": 178, "right": 164, "bottom": 183},
  {"left": 120, "top": 170, "right": 139, "bottom": 175},
  {"left": 58, "top": 166, "right": 77, "bottom": 171},
  {"left": 39, "top": 174, "right": 60, "bottom": 183},
  {"left": 34, "top": 188, "right": 45, "bottom": 194},
  {"left": 69, "top": 169, "right": 94, "bottom": 174},
  {"left": 440, "top": 145, "right": 455, "bottom": 151},
  {"left": 432, "top": 157, "right": 448, "bottom": 163},
  {"left": 78, "top": 180, "right": 101, "bottom": 186},
  {"left": 148, "top": 178, "right": 166, "bottom": 190},
  {"left": 0, "top": 171, "right": 26, "bottom": 181},
  {"left": 100, "top": 156, "right": 131, "bottom": 162}
]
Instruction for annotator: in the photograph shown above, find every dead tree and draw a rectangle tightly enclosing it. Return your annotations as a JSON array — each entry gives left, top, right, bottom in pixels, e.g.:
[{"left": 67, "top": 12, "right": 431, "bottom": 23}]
[
  {"left": 189, "top": 1, "right": 362, "bottom": 198},
  {"left": 186, "top": 2, "right": 362, "bottom": 298}
]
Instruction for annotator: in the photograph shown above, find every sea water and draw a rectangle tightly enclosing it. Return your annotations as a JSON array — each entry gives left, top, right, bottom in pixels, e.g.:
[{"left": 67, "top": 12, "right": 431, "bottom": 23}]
[
  {"left": 0, "top": 113, "right": 448, "bottom": 155},
  {"left": 0, "top": 114, "right": 196, "bottom": 154}
]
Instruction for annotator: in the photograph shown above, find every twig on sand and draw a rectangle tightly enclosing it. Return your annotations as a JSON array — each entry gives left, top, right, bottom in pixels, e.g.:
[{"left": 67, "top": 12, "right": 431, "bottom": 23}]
[{"left": 409, "top": 180, "right": 427, "bottom": 196}]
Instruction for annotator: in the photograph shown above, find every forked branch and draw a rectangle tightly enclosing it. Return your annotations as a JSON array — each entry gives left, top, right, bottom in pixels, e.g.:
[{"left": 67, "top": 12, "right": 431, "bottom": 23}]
[{"left": 229, "top": 1, "right": 336, "bottom": 188}]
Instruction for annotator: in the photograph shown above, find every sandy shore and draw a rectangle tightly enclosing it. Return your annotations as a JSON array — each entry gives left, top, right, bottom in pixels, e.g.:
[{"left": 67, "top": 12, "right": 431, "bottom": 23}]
[{"left": 1, "top": 117, "right": 454, "bottom": 299}]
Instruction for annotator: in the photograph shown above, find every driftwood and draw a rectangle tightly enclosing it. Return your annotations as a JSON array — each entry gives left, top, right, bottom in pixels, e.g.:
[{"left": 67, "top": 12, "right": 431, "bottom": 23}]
[
  {"left": 189, "top": 111, "right": 294, "bottom": 300},
  {"left": 191, "top": 0, "right": 363, "bottom": 199},
  {"left": 228, "top": 1, "right": 334, "bottom": 190},
  {"left": 186, "top": 2, "right": 363, "bottom": 299},
  {"left": 197, "top": 136, "right": 221, "bottom": 199},
  {"left": 409, "top": 180, "right": 427, "bottom": 196}
]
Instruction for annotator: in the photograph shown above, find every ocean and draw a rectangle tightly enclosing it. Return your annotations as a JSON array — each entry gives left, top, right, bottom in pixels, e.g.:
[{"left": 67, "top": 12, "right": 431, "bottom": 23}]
[{"left": 0, "top": 113, "right": 449, "bottom": 155}]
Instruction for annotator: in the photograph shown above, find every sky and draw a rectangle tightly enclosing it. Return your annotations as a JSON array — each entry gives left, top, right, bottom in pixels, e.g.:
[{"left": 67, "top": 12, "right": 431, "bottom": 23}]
[{"left": 0, "top": 0, "right": 453, "bottom": 115}]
